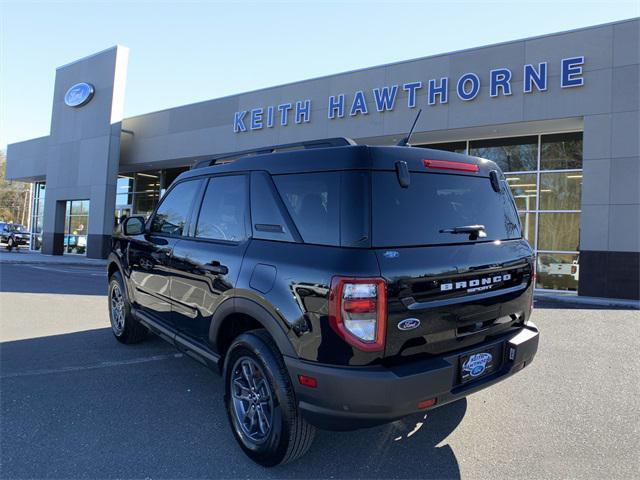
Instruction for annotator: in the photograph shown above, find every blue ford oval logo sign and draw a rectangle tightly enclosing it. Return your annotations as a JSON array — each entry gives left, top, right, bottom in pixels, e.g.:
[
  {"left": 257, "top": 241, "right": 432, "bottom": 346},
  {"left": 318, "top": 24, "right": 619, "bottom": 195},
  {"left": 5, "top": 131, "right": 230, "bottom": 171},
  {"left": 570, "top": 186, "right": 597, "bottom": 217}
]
[
  {"left": 397, "top": 318, "right": 420, "bottom": 331},
  {"left": 64, "top": 82, "right": 95, "bottom": 107}
]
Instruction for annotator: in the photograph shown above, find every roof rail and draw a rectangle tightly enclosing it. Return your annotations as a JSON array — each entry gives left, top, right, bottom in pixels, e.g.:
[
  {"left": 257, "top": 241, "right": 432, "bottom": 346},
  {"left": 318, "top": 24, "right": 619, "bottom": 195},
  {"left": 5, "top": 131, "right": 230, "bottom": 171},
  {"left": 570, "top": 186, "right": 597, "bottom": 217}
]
[{"left": 192, "top": 137, "right": 357, "bottom": 169}]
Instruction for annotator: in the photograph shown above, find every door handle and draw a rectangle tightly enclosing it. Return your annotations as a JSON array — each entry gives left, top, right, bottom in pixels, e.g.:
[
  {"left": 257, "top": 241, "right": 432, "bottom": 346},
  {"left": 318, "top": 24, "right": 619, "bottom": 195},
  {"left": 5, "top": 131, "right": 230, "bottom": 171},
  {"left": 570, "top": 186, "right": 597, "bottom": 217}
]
[{"left": 201, "top": 262, "right": 229, "bottom": 275}]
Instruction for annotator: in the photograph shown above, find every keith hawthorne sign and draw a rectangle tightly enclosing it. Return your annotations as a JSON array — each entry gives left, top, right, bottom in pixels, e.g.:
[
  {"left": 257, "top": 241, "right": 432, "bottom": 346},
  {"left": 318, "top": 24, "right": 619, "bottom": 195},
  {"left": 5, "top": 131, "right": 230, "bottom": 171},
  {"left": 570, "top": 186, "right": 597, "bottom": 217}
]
[{"left": 233, "top": 56, "right": 585, "bottom": 133}]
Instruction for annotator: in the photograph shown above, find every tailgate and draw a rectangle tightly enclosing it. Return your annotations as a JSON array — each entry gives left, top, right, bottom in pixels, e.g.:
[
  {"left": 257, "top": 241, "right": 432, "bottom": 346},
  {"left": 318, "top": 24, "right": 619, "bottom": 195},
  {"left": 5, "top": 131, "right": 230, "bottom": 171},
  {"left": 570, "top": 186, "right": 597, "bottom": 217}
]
[{"left": 377, "top": 240, "right": 534, "bottom": 360}]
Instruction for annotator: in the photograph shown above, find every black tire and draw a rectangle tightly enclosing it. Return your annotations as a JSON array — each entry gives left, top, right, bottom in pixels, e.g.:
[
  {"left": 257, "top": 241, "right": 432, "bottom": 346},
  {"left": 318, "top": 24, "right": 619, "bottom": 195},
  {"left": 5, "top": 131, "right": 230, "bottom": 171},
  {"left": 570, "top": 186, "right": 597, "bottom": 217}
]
[
  {"left": 6, "top": 238, "right": 14, "bottom": 251},
  {"left": 224, "top": 329, "right": 316, "bottom": 467},
  {"left": 108, "top": 271, "right": 147, "bottom": 344}
]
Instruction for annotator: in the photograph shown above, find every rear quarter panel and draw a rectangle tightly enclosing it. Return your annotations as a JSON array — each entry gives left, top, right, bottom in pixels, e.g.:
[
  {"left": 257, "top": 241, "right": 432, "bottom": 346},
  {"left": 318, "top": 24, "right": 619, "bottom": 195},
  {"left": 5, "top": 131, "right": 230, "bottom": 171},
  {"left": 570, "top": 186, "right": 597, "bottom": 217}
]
[{"left": 237, "top": 239, "right": 383, "bottom": 366}]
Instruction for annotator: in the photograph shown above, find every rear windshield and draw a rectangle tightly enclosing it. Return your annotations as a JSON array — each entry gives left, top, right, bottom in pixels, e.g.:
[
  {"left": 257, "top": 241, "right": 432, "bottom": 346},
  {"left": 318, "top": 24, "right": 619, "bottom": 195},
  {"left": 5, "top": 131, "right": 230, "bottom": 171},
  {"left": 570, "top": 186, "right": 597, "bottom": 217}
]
[{"left": 372, "top": 171, "right": 521, "bottom": 247}]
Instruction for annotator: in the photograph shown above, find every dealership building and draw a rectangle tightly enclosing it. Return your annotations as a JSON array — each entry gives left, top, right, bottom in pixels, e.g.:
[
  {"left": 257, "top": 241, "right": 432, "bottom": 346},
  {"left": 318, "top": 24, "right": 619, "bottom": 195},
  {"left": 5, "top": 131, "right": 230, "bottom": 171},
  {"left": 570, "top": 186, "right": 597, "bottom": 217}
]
[{"left": 5, "top": 18, "right": 639, "bottom": 299}]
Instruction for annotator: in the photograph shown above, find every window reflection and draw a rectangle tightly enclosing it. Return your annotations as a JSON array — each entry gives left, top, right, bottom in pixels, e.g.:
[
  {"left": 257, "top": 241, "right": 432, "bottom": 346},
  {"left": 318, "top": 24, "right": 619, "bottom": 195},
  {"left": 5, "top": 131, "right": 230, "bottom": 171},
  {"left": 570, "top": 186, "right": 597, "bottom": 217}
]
[
  {"left": 541, "top": 132, "right": 583, "bottom": 170},
  {"left": 539, "top": 172, "right": 582, "bottom": 210},
  {"left": 537, "top": 212, "right": 580, "bottom": 251},
  {"left": 536, "top": 253, "right": 579, "bottom": 291},
  {"left": 518, "top": 212, "right": 535, "bottom": 246},
  {"left": 469, "top": 136, "right": 538, "bottom": 171},
  {"left": 506, "top": 173, "right": 538, "bottom": 211}
]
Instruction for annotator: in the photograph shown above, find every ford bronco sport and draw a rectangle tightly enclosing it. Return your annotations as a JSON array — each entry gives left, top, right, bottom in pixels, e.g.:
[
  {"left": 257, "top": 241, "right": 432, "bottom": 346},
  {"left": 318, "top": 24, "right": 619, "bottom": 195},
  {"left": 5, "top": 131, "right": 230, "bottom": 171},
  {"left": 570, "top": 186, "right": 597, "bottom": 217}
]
[{"left": 108, "top": 137, "right": 539, "bottom": 466}]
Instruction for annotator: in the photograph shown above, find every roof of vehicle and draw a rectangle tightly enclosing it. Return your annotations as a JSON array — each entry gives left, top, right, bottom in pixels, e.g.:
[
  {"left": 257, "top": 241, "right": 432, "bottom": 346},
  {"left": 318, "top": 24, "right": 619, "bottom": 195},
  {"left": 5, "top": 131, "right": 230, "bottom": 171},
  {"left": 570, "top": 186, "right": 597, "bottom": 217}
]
[{"left": 176, "top": 144, "right": 501, "bottom": 182}]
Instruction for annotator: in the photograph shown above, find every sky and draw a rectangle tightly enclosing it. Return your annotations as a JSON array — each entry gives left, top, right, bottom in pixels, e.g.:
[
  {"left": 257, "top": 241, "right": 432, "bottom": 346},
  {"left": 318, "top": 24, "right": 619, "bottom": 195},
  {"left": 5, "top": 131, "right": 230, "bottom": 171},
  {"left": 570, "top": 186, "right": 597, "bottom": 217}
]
[{"left": 1, "top": 0, "right": 638, "bottom": 150}]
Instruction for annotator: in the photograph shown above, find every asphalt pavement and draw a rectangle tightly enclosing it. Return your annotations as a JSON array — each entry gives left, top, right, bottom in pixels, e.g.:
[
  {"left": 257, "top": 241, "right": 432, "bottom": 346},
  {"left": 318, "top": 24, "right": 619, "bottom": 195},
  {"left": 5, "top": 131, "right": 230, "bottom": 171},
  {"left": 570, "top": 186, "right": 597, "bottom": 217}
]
[{"left": 0, "top": 263, "right": 639, "bottom": 479}]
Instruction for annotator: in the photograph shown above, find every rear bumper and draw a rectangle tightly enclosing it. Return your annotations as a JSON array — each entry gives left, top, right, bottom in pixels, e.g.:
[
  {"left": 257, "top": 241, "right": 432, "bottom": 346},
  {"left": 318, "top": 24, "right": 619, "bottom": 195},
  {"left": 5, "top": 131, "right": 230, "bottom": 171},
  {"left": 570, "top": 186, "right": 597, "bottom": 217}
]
[{"left": 284, "top": 323, "right": 539, "bottom": 430}]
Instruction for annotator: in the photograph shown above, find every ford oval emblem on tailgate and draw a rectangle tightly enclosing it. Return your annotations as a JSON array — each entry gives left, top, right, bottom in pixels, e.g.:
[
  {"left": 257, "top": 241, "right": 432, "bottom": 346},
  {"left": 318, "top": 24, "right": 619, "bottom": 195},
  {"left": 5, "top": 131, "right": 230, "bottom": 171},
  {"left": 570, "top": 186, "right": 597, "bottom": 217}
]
[{"left": 398, "top": 318, "right": 421, "bottom": 331}]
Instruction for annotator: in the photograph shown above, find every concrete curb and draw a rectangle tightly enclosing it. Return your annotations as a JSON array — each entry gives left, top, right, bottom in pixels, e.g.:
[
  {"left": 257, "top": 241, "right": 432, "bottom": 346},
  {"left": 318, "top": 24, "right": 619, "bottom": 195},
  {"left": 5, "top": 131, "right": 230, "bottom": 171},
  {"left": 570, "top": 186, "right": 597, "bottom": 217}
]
[{"left": 534, "top": 292, "right": 639, "bottom": 309}]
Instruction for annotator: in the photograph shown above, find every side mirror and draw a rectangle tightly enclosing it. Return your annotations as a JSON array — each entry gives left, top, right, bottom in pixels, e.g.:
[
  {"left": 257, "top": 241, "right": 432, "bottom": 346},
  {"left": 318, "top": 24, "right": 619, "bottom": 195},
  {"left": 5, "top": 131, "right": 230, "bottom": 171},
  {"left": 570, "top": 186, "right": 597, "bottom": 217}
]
[{"left": 123, "top": 216, "right": 146, "bottom": 236}]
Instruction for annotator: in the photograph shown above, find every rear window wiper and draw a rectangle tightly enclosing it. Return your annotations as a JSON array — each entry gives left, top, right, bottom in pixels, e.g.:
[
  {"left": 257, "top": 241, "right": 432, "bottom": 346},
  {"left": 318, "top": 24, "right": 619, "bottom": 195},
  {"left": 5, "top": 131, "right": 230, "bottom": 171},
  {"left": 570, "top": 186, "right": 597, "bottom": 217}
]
[{"left": 439, "top": 224, "right": 487, "bottom": 240}]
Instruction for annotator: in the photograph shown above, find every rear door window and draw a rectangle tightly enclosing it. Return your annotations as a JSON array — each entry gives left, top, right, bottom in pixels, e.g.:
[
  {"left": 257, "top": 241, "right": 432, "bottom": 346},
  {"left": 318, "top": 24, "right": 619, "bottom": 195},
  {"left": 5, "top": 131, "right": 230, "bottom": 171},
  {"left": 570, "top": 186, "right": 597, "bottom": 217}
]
[
  {"left": 195, "top": 175, "right": 248, "bottom": 242},
  {"left": 372, "top": 172, "right": 521, "bottom": 247}
]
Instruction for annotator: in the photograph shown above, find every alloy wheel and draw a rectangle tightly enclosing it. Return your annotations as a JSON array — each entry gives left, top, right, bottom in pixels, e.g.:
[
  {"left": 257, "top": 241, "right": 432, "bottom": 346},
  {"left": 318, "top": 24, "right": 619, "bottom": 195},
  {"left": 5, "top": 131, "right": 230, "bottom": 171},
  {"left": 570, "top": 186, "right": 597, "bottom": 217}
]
[
  {"left": 230, "top": 356, "right": 274, "bottom": 444},
  {"left": 110, "top": 283, "right": 126, "bottom": 335}
]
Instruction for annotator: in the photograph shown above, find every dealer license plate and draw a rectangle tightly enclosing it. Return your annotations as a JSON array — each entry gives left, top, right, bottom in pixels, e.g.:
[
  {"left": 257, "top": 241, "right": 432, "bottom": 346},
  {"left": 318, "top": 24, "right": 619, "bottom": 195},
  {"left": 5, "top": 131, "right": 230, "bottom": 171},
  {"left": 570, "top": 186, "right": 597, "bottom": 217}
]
[{"left": 459, "top": 346, "right": 498, "bottom": 384}]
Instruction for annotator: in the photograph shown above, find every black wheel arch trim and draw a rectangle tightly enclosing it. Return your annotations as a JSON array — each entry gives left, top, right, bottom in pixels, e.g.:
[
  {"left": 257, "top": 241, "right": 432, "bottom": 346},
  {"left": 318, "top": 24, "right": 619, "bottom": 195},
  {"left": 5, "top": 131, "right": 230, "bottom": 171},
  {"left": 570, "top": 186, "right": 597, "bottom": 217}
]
[
  {"left": 209, "top": 296, "right": 297, "bottom": 358},
  {"left": 107, "top": 253, "right": 134, "bottom": 301}
]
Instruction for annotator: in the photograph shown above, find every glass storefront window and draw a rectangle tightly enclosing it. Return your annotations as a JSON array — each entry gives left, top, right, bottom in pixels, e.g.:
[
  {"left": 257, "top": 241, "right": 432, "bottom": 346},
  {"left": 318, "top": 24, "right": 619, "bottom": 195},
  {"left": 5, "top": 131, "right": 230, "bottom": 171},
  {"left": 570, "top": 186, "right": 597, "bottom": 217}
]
[
  {"left": 34, "top": 215, "right": 43, "bottom": 234},
  {"left": 135, "top": 171, "right": 161, "bottom": 192},
  {"left": 117, "top": 176, "right": 133, "bottom": 193},
  {"left": 469, "top": 136, "right": 538, "bottom": 172},
  {"left": 116, "top": 176, "right": 134, "bottom": 207},
  {"left": 64, "top": 199, "right": 89, "bottom": 255},
  {"left": 116, "top": 193, "right": 133, "bottom": 206},
  {"left": 536, "top": 253, "right": 580, "bottom": 291},
  {"left": 32, "top": 235, "right": 43, "bottom": 251},
  {"left": 69, "top": 199, "right": 90, "bottom": 215},
  {"left": 540, "top": 132, "right": 583, "bottom": 170},
  {"left": 30, "top": 182, "right": 46, "bottom": 251},
  {"left": 539, "top": 172, "right": 582, "bottom": 210},
  {"left": 133, "top": 191, "right": 159, "bottom": 217},
  {"left": 518, "top": 211, "right": 536, "bottom": 246},
  {"left": 537, "top": 212, "right": 580, "bottom": 251},
  {"left": 506, "top": 173, "right": 538, "bottom": 211}
]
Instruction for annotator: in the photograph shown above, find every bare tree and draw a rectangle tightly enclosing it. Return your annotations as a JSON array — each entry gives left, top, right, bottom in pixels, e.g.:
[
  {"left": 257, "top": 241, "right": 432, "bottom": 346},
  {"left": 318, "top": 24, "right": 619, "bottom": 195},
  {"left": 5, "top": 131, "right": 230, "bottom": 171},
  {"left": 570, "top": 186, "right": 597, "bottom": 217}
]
[{"left": 0, "top": 151, "right": 31, "bottom": 225}]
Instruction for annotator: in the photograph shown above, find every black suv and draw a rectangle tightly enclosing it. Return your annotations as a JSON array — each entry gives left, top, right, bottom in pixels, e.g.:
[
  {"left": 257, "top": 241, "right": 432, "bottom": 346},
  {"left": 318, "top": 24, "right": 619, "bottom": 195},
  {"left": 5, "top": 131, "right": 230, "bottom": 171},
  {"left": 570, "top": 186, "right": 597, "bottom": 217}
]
[
  {"left": 108, "top": 138, "right": 539, "bottom": 466},
  {"left": 0, "top": 223, "right": 30, "bottom": 251}
]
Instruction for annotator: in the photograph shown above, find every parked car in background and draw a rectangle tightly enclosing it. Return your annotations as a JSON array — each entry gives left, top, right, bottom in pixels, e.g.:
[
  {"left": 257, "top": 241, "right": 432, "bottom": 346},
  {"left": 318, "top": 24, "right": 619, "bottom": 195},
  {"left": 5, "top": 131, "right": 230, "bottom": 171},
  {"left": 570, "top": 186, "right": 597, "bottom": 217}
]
[{"left": 0, "top": 223, "right": 30, "bottom": 251}]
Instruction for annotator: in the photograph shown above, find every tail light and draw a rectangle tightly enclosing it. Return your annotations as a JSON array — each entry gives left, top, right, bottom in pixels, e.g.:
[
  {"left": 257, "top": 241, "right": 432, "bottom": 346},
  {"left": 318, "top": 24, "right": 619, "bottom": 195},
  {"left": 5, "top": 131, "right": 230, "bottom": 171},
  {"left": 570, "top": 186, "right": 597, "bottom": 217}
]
[
  {"left": 571, "top": 265, "right": 577, "bottom": 275},
  {"left": 329, "top": 277, "right": 387, "bottom": 352}
]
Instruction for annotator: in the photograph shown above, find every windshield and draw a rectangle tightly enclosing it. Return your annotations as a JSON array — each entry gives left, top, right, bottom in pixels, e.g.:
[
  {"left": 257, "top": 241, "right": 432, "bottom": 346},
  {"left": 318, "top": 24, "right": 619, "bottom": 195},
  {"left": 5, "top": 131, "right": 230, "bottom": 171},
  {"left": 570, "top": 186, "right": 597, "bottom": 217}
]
[
  {"left": 6, "top": 224, "right": 26, "bottom": 232},
  {"left": 372, "top": 172, "right": 521, "bottom": 247}
]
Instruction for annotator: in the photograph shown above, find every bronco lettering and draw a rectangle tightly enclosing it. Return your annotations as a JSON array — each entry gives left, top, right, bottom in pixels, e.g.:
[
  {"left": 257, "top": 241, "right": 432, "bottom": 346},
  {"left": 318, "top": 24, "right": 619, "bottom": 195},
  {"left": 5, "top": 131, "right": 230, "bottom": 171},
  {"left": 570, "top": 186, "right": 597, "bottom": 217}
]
[{"left": 440, "top": 273, "right": 512, "bottom": 292}]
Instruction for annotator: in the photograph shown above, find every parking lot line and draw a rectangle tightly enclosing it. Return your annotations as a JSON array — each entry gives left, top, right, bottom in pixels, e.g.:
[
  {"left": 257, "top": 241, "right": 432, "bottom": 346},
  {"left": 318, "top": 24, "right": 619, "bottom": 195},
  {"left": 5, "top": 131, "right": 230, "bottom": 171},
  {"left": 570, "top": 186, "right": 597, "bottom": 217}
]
[
  {"left": 1, "top": 353, "right": 184, "bottom": 379},
  {"left": 26, "top": 264, "right": 106, "bottom": 276}
]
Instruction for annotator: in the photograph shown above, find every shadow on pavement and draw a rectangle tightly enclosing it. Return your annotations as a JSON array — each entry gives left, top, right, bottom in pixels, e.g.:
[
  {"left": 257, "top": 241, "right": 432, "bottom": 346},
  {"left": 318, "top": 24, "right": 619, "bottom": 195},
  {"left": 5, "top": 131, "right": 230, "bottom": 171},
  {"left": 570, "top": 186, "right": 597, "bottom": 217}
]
[{"left": 1, "top": 328, "right": 465, "bottom": 479}]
